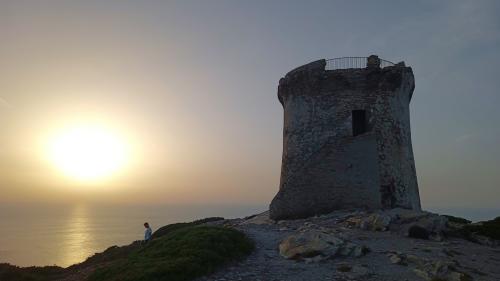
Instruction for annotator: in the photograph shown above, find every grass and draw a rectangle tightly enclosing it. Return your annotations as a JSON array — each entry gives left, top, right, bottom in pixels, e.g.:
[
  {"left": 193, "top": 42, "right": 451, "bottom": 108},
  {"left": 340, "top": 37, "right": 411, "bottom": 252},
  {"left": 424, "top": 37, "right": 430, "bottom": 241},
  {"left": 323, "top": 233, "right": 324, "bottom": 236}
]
[
  {"left": 1, "top": 217, "right": 251, "bottom": 281},
  {"left": 68, "top": 216, "right": 225, "bottom": 271},
  {"left": 0, "top": 264, "right": 66, "bottom": 281},
  {"left": 443, "top": 215, "right": 471, "bottom": 224},
  {"left": 87, "top": 226, "right": 254, "bottom": 281},
  {"left": 460, "top": 216, "right": 500, "bottom": 241},
  {"left": 151, "top": 217, "right": 224, "bottom": 239}
]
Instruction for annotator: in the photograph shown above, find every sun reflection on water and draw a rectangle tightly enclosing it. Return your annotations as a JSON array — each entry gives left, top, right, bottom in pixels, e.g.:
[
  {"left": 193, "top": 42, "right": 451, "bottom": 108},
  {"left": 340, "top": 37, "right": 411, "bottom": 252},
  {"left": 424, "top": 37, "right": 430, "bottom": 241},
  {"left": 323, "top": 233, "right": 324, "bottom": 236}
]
[{"left": 60, "top": 205, "right": 95, "bottom": 266}]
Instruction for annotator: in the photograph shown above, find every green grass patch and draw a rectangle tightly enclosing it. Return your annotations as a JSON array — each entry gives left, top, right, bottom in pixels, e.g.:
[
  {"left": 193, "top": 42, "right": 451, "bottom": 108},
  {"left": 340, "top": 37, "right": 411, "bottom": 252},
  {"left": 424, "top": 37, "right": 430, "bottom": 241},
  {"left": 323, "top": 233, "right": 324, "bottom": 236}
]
[{"left": 88, "top": 226, "right": 254, "bottom": 281}]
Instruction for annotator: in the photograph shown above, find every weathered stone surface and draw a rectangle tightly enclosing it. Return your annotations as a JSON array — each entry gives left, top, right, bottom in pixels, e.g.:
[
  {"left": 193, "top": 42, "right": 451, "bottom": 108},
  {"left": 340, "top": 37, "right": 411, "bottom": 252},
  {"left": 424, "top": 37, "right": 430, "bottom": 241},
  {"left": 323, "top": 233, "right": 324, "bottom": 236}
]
[
  {"left": 270, "top": 55, "right": 421, "bottom": 220},
  {"left": 413, "top": 259, "right": 473, "bottom": 281},
  {"left": 199, "top": 210, "right": 500, "bottom": 281},
  {"left": 412, "top": 215, "right": 449, "bottom": 241},
  {"left": 240, "top": 211, "right": 274, "bottom": 225},
  {"left": 278, "top": 230, "right": 368, "bottom": 260},
  {"left": 387, "top": 252, "right": 403, "bottom": 264},
  {"left": 359, "top": 213, "right": 392, "bottom": 231},
  {"left": 336, "top": 263, "right": 372, "bottom": 279}
]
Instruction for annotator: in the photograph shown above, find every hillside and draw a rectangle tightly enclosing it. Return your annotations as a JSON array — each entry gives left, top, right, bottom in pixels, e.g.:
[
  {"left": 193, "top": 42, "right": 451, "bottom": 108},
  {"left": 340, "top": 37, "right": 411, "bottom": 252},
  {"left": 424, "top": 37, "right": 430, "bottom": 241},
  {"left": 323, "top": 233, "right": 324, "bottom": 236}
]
[{"left": 2, "top": 209, "right": 500, "bottom": 281}]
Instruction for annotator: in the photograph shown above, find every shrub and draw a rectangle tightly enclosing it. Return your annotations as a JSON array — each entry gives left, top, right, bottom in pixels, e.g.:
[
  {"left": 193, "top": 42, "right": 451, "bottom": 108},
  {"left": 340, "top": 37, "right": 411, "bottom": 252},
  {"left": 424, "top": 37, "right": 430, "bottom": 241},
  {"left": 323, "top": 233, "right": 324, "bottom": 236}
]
[
  {"left": 88, "top": 226, "right": 254, "bottom": 281},
  {"left": 0, "top": 264, "right": 65, "bottom": 281},
  {"left": 152, "top": 217, "right": 224, "bottom": 239},
  {"left": 408, "top": 225, "right": 429, "bottom": 240},
  {"left": 443, "top": 215, "right": 471, "bottom": 224},
  {"left": 461, "top": 217, "right": 500, "bottom": 241},
  {"left": 1, "top": 217, "right": 234, "bottom": 281}
]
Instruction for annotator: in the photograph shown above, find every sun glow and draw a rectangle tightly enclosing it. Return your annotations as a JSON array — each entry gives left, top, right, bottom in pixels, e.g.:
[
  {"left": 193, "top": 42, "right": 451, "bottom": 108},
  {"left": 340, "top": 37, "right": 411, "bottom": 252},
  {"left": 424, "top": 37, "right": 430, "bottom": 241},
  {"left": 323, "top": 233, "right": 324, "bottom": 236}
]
[{"left": 47, "top": 125, "right": 129, "bottom": 182}]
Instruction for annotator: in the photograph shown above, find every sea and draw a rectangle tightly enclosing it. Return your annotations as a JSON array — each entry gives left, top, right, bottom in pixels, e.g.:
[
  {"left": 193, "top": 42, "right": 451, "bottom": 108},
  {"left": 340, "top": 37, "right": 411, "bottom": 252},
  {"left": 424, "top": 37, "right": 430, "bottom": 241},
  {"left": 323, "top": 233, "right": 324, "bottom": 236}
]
[
  {"left": 0, "top": 203, "right": 266, "bottom": 267},
  {"left": 0, "top": 203, "right": 498, "bottom": 268}
]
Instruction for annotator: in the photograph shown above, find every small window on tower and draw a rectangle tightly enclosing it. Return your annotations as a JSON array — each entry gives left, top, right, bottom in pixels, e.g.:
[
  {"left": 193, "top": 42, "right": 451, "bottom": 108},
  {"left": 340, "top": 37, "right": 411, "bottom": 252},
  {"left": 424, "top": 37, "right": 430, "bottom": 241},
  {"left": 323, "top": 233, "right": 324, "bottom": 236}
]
[{"left": 352, "top": 110, "right": 368, "bottom": 136}]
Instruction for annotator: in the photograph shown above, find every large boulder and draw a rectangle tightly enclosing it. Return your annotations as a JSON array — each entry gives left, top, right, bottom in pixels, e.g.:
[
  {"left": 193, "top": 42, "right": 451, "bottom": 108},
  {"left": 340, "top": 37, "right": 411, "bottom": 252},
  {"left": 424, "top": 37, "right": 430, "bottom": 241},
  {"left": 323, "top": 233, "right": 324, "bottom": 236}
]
[
  {"left": 279, "top": 230, "right": 368, "bottom": 261},
  {"left": 406, "top": 215, "right": 448, "bottom": 241},
  {"left": 358, "top": 213, "right": 392, "bottom": 231}
]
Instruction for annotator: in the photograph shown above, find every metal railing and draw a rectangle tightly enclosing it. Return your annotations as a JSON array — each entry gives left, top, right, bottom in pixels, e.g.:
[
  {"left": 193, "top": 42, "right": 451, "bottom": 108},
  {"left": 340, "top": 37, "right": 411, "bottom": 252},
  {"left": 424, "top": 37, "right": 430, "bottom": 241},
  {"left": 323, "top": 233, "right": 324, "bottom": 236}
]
[{"left": 325, "top": 57, "right": 395, "bottom": 70}]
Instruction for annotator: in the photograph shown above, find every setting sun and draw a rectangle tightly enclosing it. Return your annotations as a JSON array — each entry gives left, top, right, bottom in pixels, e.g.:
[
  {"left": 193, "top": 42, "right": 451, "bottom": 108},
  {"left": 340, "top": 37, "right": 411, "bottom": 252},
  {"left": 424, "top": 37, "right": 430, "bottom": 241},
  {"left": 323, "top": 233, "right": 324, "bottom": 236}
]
[{"left": 47, "top": 125, "right": 128, "bottom": 182}]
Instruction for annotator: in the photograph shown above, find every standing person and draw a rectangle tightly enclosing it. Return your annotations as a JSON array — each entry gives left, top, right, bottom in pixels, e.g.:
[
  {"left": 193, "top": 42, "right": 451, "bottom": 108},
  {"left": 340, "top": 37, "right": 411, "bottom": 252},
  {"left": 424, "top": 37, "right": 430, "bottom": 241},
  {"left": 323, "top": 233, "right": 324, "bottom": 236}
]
[{"left": 144, "top": 222, "right": 152, "bottom": 243}]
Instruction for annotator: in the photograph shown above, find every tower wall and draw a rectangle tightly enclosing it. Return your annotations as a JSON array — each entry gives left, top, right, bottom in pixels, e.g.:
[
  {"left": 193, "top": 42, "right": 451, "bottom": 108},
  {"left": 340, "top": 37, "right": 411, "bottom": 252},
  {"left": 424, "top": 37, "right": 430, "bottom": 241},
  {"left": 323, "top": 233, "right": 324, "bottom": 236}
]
[{"left": 269, "top": 58, "right": 421, "bottom": 220}]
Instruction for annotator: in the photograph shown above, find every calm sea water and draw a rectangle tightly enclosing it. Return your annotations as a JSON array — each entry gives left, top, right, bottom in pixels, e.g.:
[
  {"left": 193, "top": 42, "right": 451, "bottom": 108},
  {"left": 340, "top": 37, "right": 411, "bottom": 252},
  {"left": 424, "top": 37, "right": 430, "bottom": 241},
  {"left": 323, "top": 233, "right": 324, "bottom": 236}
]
[
  {"left": 0, "top": 203, "right": 498, "bottom": 268},
  {"left": 0, "top": 203, "right": 266, "bottom": 267}
]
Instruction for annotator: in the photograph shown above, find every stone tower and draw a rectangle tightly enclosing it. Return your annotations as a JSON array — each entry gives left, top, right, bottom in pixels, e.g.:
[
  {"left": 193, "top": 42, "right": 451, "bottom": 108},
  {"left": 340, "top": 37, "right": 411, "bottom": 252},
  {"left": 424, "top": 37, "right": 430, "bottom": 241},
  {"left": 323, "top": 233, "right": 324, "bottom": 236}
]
[{"left": 270, "top": 55, "right": 421, "bottom": 220}]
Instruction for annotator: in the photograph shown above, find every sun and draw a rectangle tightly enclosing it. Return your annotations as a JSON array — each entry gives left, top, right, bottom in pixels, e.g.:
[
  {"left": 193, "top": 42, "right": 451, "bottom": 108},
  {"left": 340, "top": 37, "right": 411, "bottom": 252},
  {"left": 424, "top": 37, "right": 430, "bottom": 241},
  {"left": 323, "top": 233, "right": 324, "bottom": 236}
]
[{"left": 47, "top": 125, "right": 128, "bottom": 182}]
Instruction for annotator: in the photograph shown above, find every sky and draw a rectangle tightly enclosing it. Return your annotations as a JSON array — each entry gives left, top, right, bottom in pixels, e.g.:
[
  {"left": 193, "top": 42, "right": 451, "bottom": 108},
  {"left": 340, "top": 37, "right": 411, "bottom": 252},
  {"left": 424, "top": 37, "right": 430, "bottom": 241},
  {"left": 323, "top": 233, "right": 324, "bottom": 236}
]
[{"left": 0, "top": 0, "right": 499, "bottom": 211}]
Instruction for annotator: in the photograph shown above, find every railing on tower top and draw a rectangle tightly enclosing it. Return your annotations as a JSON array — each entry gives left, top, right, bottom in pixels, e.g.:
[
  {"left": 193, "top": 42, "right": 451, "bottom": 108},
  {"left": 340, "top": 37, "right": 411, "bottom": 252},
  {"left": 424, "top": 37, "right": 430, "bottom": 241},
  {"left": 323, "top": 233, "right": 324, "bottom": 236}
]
[{"left": 325, "top": 57, "right": 395, "bottom": 70}]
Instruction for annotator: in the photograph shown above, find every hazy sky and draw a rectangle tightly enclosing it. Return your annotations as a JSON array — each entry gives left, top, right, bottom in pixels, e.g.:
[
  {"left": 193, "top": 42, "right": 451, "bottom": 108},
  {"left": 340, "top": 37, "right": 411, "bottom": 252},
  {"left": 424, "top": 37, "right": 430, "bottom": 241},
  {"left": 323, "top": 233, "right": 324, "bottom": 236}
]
[{"left": 1, "top": 0, "right": 499, "bottom": 209}]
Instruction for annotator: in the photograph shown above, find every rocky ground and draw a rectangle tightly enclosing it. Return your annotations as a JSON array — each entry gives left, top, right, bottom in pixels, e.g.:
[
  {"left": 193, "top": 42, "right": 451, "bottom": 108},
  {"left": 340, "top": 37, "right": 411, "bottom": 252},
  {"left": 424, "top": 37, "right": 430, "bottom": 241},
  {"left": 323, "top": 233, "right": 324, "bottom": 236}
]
[{"left": 197, "top": 209, "right": 500, "bottom": 281}]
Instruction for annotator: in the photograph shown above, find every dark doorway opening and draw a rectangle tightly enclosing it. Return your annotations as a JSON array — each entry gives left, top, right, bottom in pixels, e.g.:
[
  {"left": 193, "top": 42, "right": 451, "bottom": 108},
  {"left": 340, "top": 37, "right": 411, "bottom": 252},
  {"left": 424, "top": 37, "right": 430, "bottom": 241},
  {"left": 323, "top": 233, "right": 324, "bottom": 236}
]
[{"left": 352, "top": 110, "right": 368, "bottom": 136}]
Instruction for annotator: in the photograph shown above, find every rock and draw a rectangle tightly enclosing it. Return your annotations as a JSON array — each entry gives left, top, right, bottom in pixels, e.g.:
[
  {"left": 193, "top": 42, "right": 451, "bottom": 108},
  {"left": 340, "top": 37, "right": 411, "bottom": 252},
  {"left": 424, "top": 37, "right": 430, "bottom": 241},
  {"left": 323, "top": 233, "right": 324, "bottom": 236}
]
[
  {"left": 336, "top": 263, "right": 371, "bottom": 280},
  {"left": 403, "top": 214, "right": 449, "bottom": 241},
  {"left": 469, "top": 233, "right": 500, "bottom": 247},
  {"left": 409, "top": 225, "right": 430, "bottom": 239},
  {"left": 240, "top": 211, "right": 274, "bottom": 225},
  {"left": 336, "top": 262, "right": 352, "bottom": 272},
  {"left": 413, "top": 268, "right": 431, "bottom": 280},
  {"left": 278, "top": 230, "right": 368, "bottom": 260},
  {"left": 386, "top": 251, "right": 412, "bottom": 266},
  {"left": 345, "top": 216, "right": 363, "bottom": 228},
  {"left": 388, "top": 208, "right": 429, "bottom": 223},
  {"left": 406, "top": 254, "right": 425, "bottom": 266},
  {"left": 388, "top": 253, "right": 402, "bottom": 264},
  {"left": 416, "top": 215, "right": 449, "bottom": 241},
  {"left": 410, "top": 258, "right": 472, "bottom": 281},
  {"left": 303, "top": 255, "right": 325, "bottom": 264},
  {"left": 338, "top": 242, "right": 368, "bottom": 257},
  {"left": 359, "top": 213, "right": 392, "bottom": 231},
  {"left": 351, "top": 265, "right": 369, "bottom": 275},
  {"left": 431, "top": 260, "right": 454, "bottom": 276},
  {"left": 279, "top": 230, "right": 343, "bottom": 259}
]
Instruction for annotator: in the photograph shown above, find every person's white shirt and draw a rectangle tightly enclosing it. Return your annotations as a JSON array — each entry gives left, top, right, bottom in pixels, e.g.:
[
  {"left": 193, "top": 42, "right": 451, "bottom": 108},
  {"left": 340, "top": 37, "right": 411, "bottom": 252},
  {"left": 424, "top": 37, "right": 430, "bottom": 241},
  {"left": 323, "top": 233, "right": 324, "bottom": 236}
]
[{"left": 145, "top": 227, "right": 152, "bottom": 241}]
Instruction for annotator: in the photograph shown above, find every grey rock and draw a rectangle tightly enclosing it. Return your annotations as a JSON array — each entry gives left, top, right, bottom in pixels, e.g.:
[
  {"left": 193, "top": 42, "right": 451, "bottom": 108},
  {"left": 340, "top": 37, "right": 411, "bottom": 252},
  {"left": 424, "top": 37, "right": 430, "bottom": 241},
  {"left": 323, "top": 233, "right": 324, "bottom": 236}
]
[
  {"left": 359, "top": 213, "right": 392, "bottom": 231},
  {"left": 278, "top": 230, "right": 368, "bottom": 260}
]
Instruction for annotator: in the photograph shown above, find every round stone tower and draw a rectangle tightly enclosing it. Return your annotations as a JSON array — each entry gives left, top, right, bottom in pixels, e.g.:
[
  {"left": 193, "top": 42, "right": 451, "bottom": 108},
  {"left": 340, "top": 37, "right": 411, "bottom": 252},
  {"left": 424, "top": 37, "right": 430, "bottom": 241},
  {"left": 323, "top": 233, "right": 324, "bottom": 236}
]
[{"left": 269, "top": 55, "right": 421, "bottom": 220}]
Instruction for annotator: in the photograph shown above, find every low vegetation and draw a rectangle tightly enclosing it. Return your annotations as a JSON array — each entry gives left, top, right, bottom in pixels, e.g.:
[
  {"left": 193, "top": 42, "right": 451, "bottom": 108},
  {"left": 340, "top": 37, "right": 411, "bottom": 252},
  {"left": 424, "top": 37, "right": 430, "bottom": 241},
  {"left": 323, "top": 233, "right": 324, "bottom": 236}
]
[
  {"left": 460, "top": 216, "right": 500, "bottom": 241},
  {"left": 443, "top": 215, "right": 471, "bottom": 225},
  {"left": 88, "top": 226, "right": 254, "bottom": 281},
  {"left": 1, "top": 217, "right": 253, "bottom": 281},
  {"left": 151, "top": 217, "right": 224, "bottom": 239},
  {"left": 0, "top": 264, "right": 65, "bottom": 281}
]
